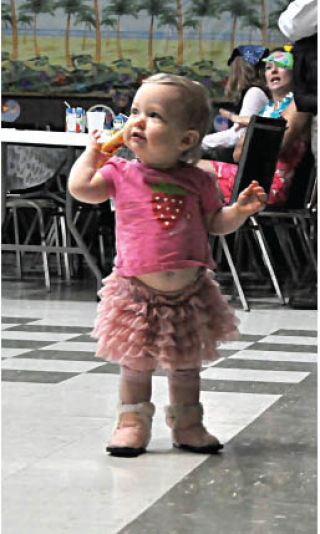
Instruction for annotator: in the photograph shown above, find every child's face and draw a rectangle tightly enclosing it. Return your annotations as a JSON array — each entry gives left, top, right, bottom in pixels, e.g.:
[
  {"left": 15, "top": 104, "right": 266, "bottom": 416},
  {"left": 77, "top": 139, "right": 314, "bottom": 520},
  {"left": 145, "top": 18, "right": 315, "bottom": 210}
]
[{"left": 124, "top": 83, "right": 199, "bottom": 169}]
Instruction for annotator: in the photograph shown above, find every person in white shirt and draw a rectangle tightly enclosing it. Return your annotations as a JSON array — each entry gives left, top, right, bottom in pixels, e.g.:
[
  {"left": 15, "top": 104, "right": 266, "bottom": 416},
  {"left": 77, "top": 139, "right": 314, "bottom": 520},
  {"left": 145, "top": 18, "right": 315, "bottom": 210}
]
[
  {"left": 278, "top": 0, "right": 317, "bottom": 41},
  {"left": 278, "top": 0, "right": 317, "bottom": 310},
  {"left": 278, "top": 0, "right": 317, "bottom": 165},
  {"left": 201, "top": 45, "right": 269, "bottom": 155}
]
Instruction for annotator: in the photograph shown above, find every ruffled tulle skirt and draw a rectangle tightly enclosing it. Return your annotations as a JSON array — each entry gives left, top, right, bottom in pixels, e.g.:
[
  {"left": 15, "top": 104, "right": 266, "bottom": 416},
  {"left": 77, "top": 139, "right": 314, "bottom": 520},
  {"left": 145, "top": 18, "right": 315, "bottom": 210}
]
[{"left": 92, "top": 269, "right": 239, "bottom": 371}]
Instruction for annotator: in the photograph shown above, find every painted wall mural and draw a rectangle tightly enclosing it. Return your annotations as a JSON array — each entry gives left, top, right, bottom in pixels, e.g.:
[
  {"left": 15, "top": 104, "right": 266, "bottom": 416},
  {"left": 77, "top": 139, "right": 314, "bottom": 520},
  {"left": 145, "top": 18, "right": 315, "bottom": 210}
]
[{"left": 2, "top": 0, "right": 288, "bottom": 100}]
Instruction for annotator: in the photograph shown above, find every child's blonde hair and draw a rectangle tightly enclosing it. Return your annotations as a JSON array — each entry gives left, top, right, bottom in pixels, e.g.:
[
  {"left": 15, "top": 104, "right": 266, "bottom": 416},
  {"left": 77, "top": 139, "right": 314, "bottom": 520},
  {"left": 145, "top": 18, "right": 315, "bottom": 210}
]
[{"left": 142, "top": 73, "right": 212, "bottom": 165}]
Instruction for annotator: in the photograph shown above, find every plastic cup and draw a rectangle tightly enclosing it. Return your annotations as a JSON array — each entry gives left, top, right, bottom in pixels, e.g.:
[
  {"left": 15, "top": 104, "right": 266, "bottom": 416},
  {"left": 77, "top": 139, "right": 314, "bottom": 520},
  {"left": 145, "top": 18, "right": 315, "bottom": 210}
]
[{"left": 86, "top": 111, "right": 106, "bottom": 133}]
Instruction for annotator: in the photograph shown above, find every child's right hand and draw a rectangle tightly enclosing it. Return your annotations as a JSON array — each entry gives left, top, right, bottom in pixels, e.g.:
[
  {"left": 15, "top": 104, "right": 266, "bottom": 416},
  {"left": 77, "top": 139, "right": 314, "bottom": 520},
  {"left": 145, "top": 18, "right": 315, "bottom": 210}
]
[
  {"left": 68, "top": 129, "right": 111, "bottom": 204},
  {"left": 88, "top": 129, "right": 124, "bottom": 169},
  {"left": 86, "top": 129, "right": 113, "bottom": 168}
]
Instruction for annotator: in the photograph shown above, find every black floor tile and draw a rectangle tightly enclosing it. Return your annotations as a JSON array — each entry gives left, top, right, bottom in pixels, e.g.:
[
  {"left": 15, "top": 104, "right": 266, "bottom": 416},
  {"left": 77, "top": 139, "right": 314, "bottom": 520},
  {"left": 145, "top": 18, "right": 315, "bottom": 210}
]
[
  {"left": 5, "top": 325, "right": 92, "bottom": 333},
  {"left": 67, "top": 334, "right": 94, "bottom": 342},
  {"left": 273, "top": 329, "right": 317, "bottom": 337},
  {"left": 86, "top": 363, "right": 120, "bottom": 374},
  {"left": 248, "top": 342, "right": 317, "bottom": 353},
  {"left": 1, "top": 316, "right": 40, "bottom": 324},
  {"left": 1, "top": 369, "right": 79, "bottom": 383},
  {"left": 12, "top": 350, "right": 96, "bottom": 361},
  {"left": 216, "top": 358, "right": 316, "bottom": 372},
  {"left": 1, "top": 339, "right": 55, "bottom": 349}
]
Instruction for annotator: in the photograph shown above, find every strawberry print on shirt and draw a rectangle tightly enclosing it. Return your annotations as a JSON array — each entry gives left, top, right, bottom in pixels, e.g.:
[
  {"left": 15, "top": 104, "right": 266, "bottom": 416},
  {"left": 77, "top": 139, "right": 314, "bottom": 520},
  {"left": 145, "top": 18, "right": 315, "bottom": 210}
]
[{"left": 150, "top": 181, "right": 190, "bottom": 229}]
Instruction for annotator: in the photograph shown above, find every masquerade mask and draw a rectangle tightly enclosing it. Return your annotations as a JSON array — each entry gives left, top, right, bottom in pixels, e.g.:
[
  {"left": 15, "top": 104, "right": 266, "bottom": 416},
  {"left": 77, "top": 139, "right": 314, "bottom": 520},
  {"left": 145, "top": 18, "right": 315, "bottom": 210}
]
[
  {"left": 227, "top": 45, "right": 269, "bottom": 66},
  {"left": 263, "top": 51, "right": 294, "bottom": 70}
]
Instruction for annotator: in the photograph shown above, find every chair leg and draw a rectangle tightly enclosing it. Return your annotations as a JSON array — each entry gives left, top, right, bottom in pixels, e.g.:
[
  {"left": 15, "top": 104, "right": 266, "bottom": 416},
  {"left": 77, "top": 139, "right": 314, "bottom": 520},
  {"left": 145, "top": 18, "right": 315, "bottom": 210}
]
[
  {"left": 241, "top": 231, "right": 266, "bottom": 278},
  {"left": 53, "top": 216, "right": 63, "bottom": 277},
  {"left": 98, "top": 231, "right": 106, "bottom": 271},
  {"left": 294, "top": 216, "right": 317, "bottom": 272},
  {"left": 59, "top": 212, "right": 71, "bottom": 282},
  {"left": 12, "top": 208, "right": 22, "bottom": 279},
  {"left": 219, "top": 235, "right": 250, "bottom": 311},
  {"left": 273, "top": 224, "right": 300, "bottom": 284},
  {"left": 34, "top": 205, "right": 51, "bottom": 291},
  {"left": 21, "top": 213, "right": 37, "bottom": 260},
  {"left": 250, "top": 216, "right": 285, "bottom": 304}
]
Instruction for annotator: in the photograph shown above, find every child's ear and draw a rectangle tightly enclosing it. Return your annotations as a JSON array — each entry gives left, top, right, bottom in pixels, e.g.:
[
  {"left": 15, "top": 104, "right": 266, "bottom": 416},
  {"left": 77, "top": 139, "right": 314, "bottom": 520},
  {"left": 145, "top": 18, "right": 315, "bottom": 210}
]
[{"left": 179, "top": 129, "right": 200, "bottom": 151}]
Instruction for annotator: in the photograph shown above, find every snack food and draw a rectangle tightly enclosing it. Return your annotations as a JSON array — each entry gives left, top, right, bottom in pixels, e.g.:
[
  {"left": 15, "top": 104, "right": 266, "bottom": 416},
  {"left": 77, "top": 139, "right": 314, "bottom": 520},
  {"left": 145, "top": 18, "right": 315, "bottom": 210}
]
[{"left": 101, "top": 129, "right": 124, "bottom": 157}]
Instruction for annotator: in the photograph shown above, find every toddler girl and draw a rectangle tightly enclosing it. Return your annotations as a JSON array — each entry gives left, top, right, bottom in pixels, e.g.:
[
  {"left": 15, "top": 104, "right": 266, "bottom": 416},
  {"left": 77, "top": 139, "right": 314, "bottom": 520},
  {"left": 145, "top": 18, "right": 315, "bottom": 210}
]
[{"left": 68, "top": 73, "right": 267, "bottom": 457}]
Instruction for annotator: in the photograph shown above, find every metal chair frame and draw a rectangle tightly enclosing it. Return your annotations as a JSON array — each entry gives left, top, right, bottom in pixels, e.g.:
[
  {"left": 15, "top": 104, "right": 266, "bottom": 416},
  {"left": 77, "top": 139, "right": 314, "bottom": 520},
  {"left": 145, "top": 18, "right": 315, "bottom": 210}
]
[
  {"left": 2, "top": 158, "right": 72, "bottom": 291},
  {"left": 213, "top": 115, "right": 288, "bottom": 311}
]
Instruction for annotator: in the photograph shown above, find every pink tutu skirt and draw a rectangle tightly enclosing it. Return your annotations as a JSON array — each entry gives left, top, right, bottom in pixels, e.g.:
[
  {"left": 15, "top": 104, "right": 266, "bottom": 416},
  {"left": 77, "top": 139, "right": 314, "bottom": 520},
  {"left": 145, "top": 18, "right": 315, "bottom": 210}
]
[{"left": 92, "top": 269, "right": 239, "bottom": 371}]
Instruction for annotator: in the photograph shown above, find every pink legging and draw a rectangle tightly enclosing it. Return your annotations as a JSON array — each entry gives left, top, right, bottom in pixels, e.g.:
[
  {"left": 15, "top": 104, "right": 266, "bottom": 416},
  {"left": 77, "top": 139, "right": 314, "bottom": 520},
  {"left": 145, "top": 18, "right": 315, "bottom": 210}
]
[{"left": 120, "top": 365, "right": 200, "bottom": 405}]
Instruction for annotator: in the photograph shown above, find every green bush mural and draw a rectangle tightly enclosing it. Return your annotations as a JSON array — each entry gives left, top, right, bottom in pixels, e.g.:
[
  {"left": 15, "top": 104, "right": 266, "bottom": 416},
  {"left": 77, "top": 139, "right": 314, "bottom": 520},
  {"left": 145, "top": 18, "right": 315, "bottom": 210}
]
[{"left": 2, "top": 0, "right": 287, "bottom": 98}]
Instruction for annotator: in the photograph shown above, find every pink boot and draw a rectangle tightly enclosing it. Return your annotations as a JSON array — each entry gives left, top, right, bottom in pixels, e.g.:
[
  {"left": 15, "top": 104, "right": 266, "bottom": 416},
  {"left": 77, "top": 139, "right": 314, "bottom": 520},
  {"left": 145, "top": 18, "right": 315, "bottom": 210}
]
[
  {"left": 165, "top": 403, "right": 223, "bottom": 454},
  {"left": 107, "top": 402, "right": 155, "bottom": 457}
]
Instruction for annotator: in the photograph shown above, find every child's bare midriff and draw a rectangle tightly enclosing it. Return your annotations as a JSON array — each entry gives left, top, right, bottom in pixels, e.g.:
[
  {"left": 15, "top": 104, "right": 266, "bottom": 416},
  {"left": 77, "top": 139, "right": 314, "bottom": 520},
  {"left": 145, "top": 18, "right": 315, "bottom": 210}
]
[{"left": 136, "top": 266, "right": 200, "bottom": 292}]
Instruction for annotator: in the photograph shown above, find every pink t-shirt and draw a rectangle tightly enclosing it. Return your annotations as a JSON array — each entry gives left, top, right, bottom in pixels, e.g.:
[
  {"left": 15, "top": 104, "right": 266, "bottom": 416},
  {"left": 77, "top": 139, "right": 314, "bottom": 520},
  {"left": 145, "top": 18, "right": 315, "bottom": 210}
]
[{"left": 100, "top": 157, "right": 223, "bottom": 276}]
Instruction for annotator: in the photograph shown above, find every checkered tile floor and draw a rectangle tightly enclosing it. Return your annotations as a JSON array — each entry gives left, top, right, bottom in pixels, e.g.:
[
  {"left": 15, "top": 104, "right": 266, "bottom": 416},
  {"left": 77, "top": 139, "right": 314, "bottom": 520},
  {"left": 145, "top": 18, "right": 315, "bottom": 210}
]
[
  {"left": 2, "top": 316, "right": 316, "bottom": 394},
  {"left": 2, "top": 298, "right": 317, "bottom": 534}
]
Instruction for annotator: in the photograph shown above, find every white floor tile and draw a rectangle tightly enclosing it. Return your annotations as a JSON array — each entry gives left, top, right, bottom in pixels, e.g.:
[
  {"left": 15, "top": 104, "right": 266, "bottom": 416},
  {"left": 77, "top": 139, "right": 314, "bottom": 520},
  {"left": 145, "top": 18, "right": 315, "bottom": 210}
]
[
  {"left": 201, "top": 367, "right": 310, "bottom": 383},
  {"left": 236, "top": 309, "right": 317, "bottom": 333},
  {"left": 261, "top": 335, "right": 317, "bottom": 346},
  {"left": 1, "top": 348, "right": 34, "bottom": 358},
  {"left": 31, "top": 317, "right": 96, "bottom": 327},
  {"left": 2, "top": 331, "right": 81, "bottom": 342},
  {"left": 230, "top": 350, "right": 318, "bottom": 363},
  {"left": 1, "top": 323, "right": 18, "bottom": 330},
  {"left": 2, "top": 299, "right": 97, "bottom": 318}
]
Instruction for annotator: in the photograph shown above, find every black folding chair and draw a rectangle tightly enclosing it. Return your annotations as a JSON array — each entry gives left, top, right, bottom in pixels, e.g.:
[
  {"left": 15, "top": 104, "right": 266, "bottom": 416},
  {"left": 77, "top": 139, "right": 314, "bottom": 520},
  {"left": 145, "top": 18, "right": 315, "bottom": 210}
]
[
  {"left": 253, "top": 147, "right": 316, "bottom": 286},
  {"left": 215, "top": 115, "right": 287, "bottom": 310}
]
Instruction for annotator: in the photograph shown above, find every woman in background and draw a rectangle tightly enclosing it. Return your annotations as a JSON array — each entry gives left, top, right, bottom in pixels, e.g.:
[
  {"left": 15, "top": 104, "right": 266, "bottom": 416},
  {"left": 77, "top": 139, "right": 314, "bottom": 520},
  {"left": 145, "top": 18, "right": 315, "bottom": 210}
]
[
  {"left": 201, "top": 49, "right": 311, "bottom": 206},
  {"left": 201, "top": 45, "right": 270, "bottom": 162}
]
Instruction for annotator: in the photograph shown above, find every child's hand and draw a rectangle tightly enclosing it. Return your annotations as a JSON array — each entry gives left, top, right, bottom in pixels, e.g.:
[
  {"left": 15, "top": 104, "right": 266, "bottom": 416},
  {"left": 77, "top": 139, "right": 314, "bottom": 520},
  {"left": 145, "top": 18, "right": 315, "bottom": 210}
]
[
  {"left": 236, "top": 181, "right": 268, "bottom": 215},
  {"left": 86, "top": 129, "right": 113, "bottom": 168}
]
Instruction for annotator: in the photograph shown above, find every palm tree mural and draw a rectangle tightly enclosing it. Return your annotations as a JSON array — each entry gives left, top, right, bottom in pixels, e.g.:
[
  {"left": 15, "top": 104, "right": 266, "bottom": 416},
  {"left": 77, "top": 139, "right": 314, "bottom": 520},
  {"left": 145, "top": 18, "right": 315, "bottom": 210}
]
[
  {"left": 103, "top": 0, "right": 138, "bottom": 60},
  {"left": 175, "top": 0, "right": 183, "bottom": 65},
  {"left": 18, "top": 0, "right": 55, "bottom": 57},
  {"left": 240, "top": 11, "right": 261, "bottom": 43},
  {"left": 2, "top": 2, "right": 13, "bottom": 50},
  {"left": 260, "top": 0, "right": 268, "bottom": 46},
  {"left": 157, "top": 11, "right": 178, "bottom": 54},
  {"left": 4, "top": 0, "right": 19, "bottom": 60},
  {"left": 183, "top": 18, "right": 199, "bottom": 43},
  {"left": 220, "top": 0, "right": 254, "bottom": 52},
  {"left": 18, "top": 12, "right": 33, "bottom": 44},
  {"left": 93, "top": 0, "right": 101, "bottom": 62},
  {"left": 74, "top": 6, "right": 95, "bottom": 51},
  {"left": 100, "top": 11, "right": 116, "bottom": 51},
  {"left": 269, "top": 0, "right": 290, "bottom": 42},
  {"left": 54, "top": 0, "right": 88, "bottom": 67},
  {"left": 185, "top": 0, "right": 220, "bottom": 61},
  {"left": 138, "top": 0, "right": 175, "bottom": 70}
]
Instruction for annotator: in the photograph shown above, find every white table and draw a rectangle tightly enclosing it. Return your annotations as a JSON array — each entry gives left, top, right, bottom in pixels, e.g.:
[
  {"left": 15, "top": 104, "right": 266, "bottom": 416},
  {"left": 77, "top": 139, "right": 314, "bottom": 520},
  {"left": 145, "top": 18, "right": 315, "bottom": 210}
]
[
  {"left": 1, "top": 128, "right": 104, "bottom": 288},
  {"left": 1, "top": 128, "right": 90, "bottom": 147}
]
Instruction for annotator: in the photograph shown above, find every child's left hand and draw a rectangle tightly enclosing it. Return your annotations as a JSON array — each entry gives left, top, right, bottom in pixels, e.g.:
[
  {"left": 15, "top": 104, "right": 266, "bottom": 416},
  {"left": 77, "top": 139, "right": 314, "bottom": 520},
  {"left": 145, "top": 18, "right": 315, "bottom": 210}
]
[{"left": 236, "top": 181, "right": 268, "bottom": 215}]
